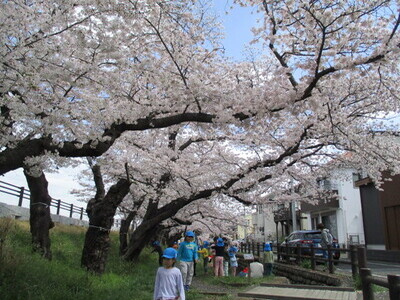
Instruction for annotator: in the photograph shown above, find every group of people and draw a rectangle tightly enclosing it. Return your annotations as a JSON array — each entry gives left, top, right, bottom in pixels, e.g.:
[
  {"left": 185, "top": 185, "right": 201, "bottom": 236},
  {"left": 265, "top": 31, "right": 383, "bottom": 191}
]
[{"left": 153, "top": 231, "right": 275, "bottom": 300}]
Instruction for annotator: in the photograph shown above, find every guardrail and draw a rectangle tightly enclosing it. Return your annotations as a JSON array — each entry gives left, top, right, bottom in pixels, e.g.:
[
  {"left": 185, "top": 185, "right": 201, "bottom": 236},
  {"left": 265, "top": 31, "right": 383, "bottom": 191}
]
[
  {"left": 0, "top": 180, "right": 122, "bottom": 228},
  {"left": 0, "top": 179, "right": 86, "bottom": 220}
]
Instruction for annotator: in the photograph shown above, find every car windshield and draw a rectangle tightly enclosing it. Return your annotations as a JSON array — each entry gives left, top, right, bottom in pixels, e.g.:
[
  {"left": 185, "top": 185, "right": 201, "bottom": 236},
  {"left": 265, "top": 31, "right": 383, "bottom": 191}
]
[{"left": 303, "top": 233, "right": 321, "bottom": 239}]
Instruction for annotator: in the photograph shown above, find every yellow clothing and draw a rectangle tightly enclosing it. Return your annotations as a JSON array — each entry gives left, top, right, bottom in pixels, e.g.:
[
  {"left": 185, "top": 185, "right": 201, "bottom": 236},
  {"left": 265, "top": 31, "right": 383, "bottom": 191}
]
[
  {"left": 263, "top": 251, "right": 274, "bottom": 264},
  {"left": 198, "top": 248, "right": 209, "bottom": 259}
]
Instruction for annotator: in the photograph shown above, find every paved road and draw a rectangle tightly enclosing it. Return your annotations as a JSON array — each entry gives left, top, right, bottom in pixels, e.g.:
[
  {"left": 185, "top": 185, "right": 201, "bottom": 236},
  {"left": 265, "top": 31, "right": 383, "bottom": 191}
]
[{"left": 336, "top": 260, "right": 400, "bottom": 277}]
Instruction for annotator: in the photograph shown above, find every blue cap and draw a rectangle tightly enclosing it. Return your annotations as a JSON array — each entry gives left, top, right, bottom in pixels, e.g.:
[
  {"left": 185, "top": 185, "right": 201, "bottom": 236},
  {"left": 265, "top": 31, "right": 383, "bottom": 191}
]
[
  {"left": 264, "top": 243, "right": 272, "bottom": 251},
  {"left": 203, "top": 241, "right": 210, "bottom": 247},
  {"left": 185, "top": 231, "right": 195, "bottom": 237},
  {"left": 163, "top": 247, "right": 178, "bottom": 259},
  {"left": 216, "top": 238, "right": 224, "bottom": 247},
  {"left": 152, "top": 241, "right": 160, "bottom": 246}
]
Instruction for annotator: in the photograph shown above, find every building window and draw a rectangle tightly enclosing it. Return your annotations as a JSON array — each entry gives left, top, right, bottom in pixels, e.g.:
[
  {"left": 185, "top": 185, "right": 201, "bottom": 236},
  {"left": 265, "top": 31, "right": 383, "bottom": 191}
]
[
  {"left": 317, "top": 178, "right": 331, "bottom": 190},
  {"left": 352, "top": 173, "right": 362, "bottom": 187}
]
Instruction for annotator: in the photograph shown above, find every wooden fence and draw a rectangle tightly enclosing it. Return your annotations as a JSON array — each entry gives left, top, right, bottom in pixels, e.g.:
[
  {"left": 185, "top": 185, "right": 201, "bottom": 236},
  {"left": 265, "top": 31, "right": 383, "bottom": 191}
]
[
  {"left": 357, "top": 247, "right": 400, "bottom": 300},
  {"left": 241, "top": 242, "right": 400, "bottom": 299},
  {"left": 241, "top": 241, "right": 360, "bottom": 276}
]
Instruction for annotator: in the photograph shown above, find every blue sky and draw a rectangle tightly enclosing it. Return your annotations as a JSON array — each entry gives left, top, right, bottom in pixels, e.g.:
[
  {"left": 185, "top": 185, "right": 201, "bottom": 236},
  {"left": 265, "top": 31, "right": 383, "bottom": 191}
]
[{"left": 211, "top": 0, "right": 260, "bottom": 60}]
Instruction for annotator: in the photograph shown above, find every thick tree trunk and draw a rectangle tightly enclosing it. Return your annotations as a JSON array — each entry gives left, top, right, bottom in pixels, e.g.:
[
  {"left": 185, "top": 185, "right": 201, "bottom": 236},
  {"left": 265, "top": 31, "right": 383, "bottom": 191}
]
[
  {"left": 81, "top": 178, "right": 130, "bottom": 274},
  {"left": 123, "top": 220, "right": 159, "bottom": 261},
  {"left": 81, "top": 224, "right": 111, "bottom": 274},
  {"left": 24, "top": 170, "right": 54, "bottom": 260}
]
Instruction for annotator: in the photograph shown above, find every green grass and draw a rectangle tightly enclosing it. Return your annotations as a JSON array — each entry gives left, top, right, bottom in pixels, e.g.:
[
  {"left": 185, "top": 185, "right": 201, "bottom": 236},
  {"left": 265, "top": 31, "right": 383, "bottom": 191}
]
[
  {"left": 299, "top": 259, "right": 312, "bottom": 269},
  {"left": 0, "top": 218, "right": 161, "bottom": 300},
  {"left": 1, "top": 218, "right": 262, "bottom": 300},
  {"left": 353, "top": 274, "right": 388, "bottom": 293}
]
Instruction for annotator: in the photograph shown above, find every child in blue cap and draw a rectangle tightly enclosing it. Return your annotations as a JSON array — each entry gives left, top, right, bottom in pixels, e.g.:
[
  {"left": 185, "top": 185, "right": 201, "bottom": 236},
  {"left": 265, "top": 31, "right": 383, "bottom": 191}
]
[
  {"left": 211, "top": 237, "right": 226, "bottom": 277},
  {"left": 177, "top": 231, "right": 198, "bottom": 291},
  {"left": 263, "top": 242, "right": 274, "bottom": 276},
  {"left": 228, "top": 242, "right": 239, "bottom": 276},
  {"left": 154, "top": 247, "right": 185, "bottom": 300}
]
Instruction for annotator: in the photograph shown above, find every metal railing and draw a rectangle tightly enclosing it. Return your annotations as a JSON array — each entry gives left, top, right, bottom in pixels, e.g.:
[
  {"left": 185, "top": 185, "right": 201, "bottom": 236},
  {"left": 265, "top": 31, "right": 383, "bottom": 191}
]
[{"left": 0, "top": 179, "right": 87, "bottom": 221}]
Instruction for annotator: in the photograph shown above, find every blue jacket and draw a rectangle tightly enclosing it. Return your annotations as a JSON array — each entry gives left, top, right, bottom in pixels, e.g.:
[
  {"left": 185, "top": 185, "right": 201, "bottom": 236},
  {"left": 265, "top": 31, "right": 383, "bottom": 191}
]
[{"left": 177, "top": 241, "right": 198, "bottom": 262}]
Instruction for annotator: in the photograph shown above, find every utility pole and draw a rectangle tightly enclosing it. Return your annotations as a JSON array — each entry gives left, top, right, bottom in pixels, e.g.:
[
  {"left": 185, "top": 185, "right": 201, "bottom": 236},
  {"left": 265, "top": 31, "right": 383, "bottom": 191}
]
[
  {"left": 291, "top": 201, "right": 297, "bottom": 231},
  {"left": 290, "top": 179, "right": 297, "bottom": 232}
]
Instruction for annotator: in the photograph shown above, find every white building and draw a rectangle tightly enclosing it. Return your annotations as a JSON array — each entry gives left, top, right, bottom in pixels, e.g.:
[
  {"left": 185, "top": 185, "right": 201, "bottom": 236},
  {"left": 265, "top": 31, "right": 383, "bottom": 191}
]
[
  {"left": 300, "top": 168, "right": 365, "bottom": 247},
  {"left": 250, "top": 168, "right": 365, "bottom": 247},
  {"left": 251, "top": 203, "right": 276, "bottom": 243}
]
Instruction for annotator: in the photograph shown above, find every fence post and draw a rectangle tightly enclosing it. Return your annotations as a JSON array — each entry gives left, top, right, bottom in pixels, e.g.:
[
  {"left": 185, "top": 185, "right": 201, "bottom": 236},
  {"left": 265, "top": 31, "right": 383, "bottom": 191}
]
[
  {"left": 327, "top": 244, "right": 334, "bottom": 274},
  {"left": 360, "top": 268, "right": 374, "bottom": 300},
  {"left": 276, "top": 244, "right": 282, "bottom": 261},
  {"left": 69, "top": 204, "right": 73, "bottom": 218},
  {"left": 296, "top": 244, "right": 301, "bottom": 264},
  {"left": 388, "top": 274, "right": 400, "bottom": 300},
  {"left": 358, "top": 246, "right": 368, "bottom": 269},
  {"left": 18, "top": 187, "right": 25, "bottom": 206},
  {"left": 80, "top": 207, "right": 84, "bottom": 220},
  {"left": 350, "top": 245, "right": 358, "bottom": 278},
  {"left": 310, "top": 244, "right": 316, "bottom": 270},
  {"left": 56, "top": 200, "right": 61, "bottom": 215},
  {"left": 285, "top": 242, "right": 290, "bottom": 263}
]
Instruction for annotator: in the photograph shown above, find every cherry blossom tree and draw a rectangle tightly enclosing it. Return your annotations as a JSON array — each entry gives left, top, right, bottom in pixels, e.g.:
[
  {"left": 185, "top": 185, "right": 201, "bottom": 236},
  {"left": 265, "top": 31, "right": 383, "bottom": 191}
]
[
  {"left": 1, "top": 0, "right": 400, "bottom": 270},
  {"left": 0, "top": 0, "right": 232, "bottom": 176},
  {"left": 1, "top": 0, "right": 231, "bottom": 259},
  {"left": 2, "top": 0, "right": 399, "bottom": 186}
]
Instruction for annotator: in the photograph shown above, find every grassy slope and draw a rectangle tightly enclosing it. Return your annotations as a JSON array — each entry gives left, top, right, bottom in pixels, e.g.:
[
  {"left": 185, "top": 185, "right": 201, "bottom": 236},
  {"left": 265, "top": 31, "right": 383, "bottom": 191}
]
[
  {"left": 0, "top": 218, "right": 160, "bottom": 300},
  {"left": 0, "top": 218, "right": 278, "bottom": 300}
]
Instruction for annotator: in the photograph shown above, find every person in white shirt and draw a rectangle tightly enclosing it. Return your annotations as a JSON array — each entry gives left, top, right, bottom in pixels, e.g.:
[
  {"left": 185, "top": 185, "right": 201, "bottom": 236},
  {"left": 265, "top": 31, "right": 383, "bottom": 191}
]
[{"left": 154, "top": 247, "right": 185, "bottom": 300}]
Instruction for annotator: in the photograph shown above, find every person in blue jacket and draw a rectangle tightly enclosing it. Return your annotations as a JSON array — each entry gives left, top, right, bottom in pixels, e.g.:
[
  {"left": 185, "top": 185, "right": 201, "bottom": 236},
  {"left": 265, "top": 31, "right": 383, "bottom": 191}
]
[{"left": 177, "top": 231, "right": 198, "bottom": 291}]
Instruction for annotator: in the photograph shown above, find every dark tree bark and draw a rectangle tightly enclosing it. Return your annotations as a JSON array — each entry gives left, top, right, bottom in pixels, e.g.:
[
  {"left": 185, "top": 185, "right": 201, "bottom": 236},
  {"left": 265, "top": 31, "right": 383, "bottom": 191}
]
[
  {"left": 119, "top": 212, "right": 135, "bottom": 256},
  {"left": 0, "top": 112, "right": 218, "bottom": 175},
  {"left": 123, "top": 218, "right": 160, "bottom": 261},
  {"left": 81, "top": 170, "right": 131, "bottom": 274},
  {"left": 24, "top": 169, "right": 54, "bottom": 260},
  {"left": 118, "top": 194, "right": 146, "bottom": 256}
]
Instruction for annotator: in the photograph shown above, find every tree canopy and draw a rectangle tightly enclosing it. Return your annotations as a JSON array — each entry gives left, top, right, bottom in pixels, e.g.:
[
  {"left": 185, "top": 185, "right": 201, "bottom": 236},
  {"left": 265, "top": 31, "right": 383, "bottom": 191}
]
[{"left": 1, "top": 0, "right": 400, "bottom": 206}]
